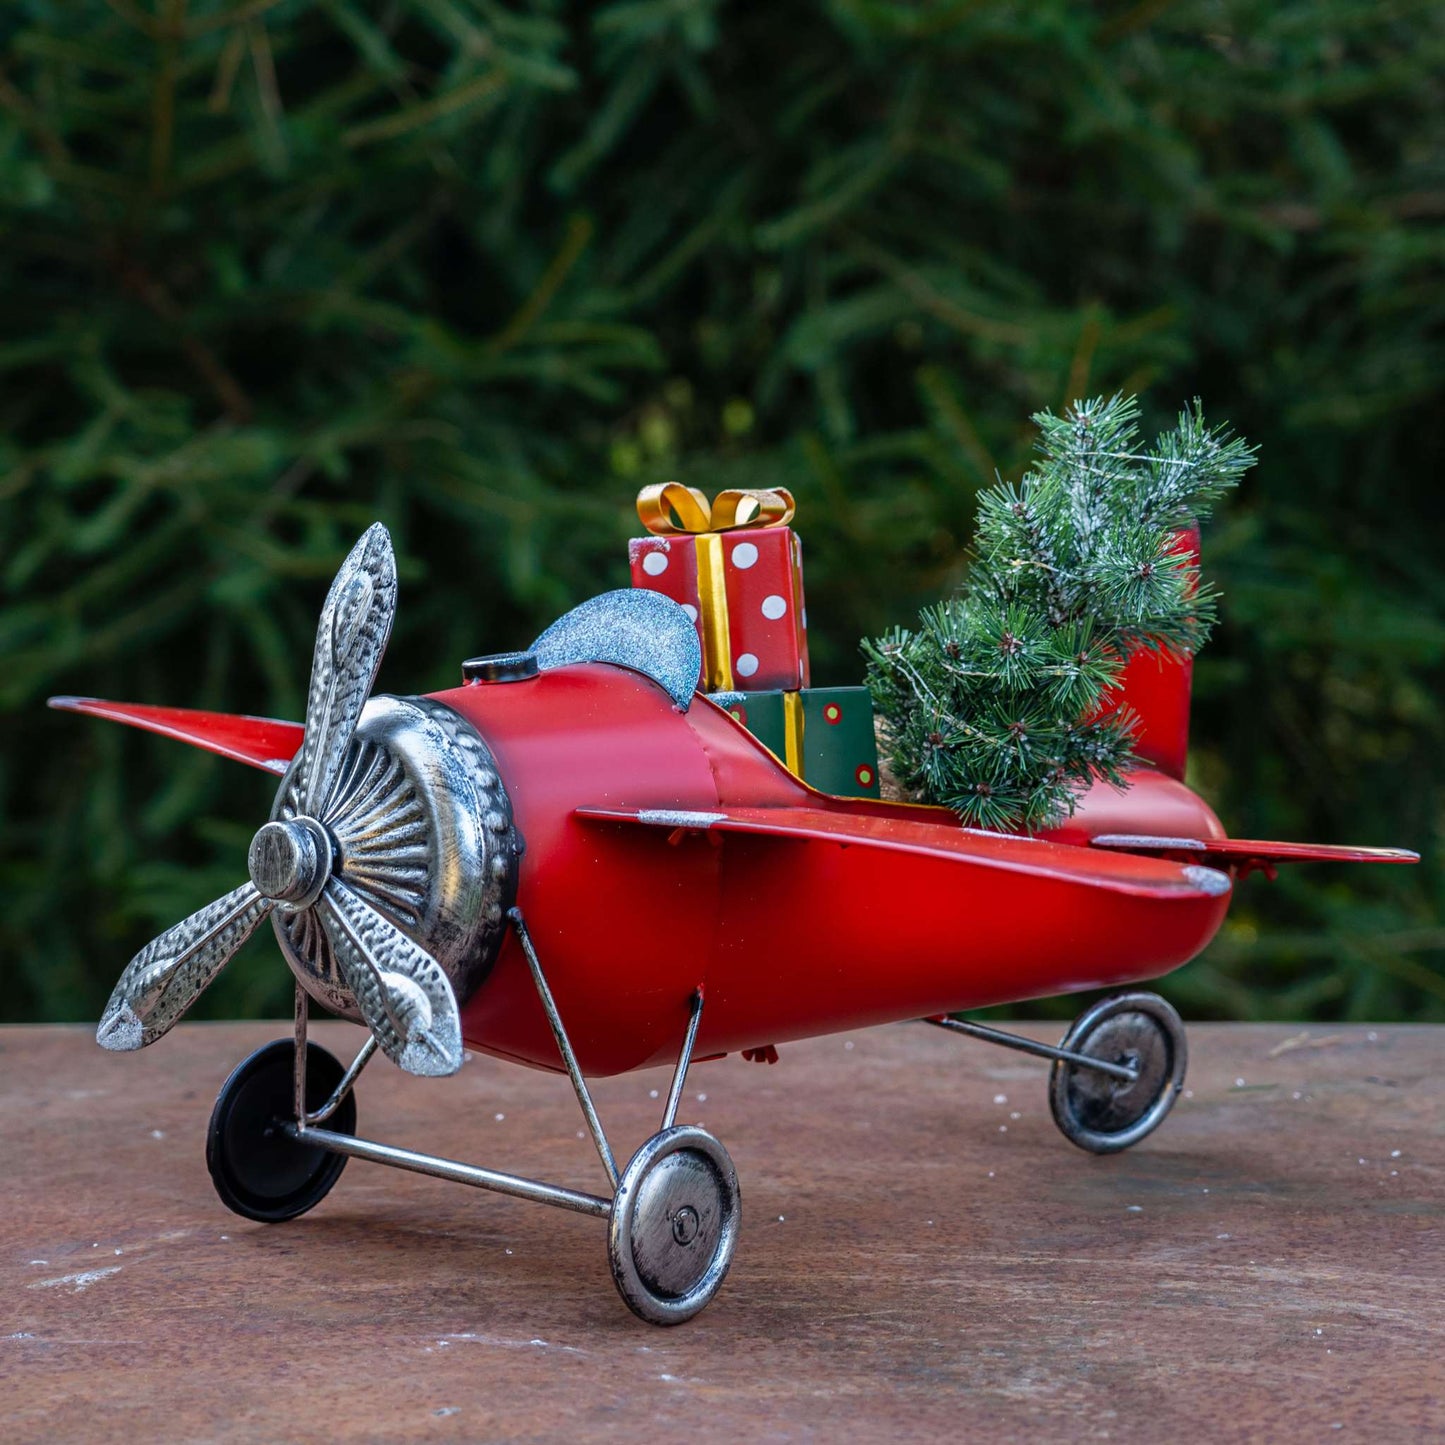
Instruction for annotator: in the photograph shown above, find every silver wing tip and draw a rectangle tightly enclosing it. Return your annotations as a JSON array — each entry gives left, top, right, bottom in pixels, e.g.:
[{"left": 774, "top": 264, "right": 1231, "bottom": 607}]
[
  {"left": 398, "top": 1030, "right": 464, "bottom": 1077},
  {"left": 96, "top": 1003, "right": 145, "bottom": 1052},
  {"left": 48, "top": 695, "right": 99, "bottom": 712},
  {"left": 1182, "top": 864, "right": 1233, "bottom": 897}
]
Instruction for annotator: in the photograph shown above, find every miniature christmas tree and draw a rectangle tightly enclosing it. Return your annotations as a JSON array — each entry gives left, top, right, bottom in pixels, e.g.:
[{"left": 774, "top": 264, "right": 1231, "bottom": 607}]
[{"left": 863, "top": 395, "right": 1256, "bottom": 831}]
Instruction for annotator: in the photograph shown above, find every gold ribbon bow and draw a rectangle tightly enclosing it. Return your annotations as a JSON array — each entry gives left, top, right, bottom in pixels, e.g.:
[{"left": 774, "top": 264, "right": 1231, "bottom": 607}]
[
  {"left": 634, "top": 484, "right": 798, "bottom": 692},
  {"left": 636, "top": 483, "right": 795, "bottom": 536}
]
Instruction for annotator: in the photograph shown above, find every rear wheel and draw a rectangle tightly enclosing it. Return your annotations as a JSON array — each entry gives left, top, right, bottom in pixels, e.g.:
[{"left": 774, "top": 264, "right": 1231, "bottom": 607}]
[
  {"left": 206, "top": 1039, "right": 356, "bottom": 1221},
  {"left": 1049, "top": 992, "right": 1187, "bottom": 1154}
]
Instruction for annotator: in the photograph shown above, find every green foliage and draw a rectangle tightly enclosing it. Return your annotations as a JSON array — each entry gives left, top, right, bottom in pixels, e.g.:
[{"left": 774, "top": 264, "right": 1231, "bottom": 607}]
[
  {"left": 1, "top": 1, "right": 1441, "bottom": 1025},
  {"left": 865, "top": 395, "right": 1256, "bottom": 830}
]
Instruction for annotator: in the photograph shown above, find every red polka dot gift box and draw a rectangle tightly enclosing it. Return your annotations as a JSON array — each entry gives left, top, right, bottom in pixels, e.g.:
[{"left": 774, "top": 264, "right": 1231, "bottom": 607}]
[{"left": 628, "top": 483, "right": 810, "bottom": 694}]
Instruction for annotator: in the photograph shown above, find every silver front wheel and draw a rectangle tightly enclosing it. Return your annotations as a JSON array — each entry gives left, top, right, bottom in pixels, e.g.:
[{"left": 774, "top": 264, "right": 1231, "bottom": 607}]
[{"left": 608, "top": 1126, "right": 740, "bottom": 1325}]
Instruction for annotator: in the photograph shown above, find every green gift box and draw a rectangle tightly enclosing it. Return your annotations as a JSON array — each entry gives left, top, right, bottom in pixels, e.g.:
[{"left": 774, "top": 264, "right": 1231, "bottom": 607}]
[{"left": 720, "top": 686, "right": 881, "bottom": 798}]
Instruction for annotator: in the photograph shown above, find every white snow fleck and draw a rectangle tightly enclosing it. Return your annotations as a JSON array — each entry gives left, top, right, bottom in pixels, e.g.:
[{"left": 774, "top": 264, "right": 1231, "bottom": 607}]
[
  {"left": 696, "top": 1093, "right": 707, "bottom": 1103},
  {"left": 31, "top": 1266, "right": 122, "bottom": 1294},
  {"left": 844, "top": 1041, "right": 854, "bottom": 1051},
  {"left": 434, "top": 1407, "right": 460, "bottom": 1418},
  {"left": 998, "top": 1124, "right": 1007, "bottom": 1133},
  {"left": 1390, "top": 1149, "right": 1402, "bottom": 1158},
  {"left": 1183, "top": 1089, "right": 1194, "bottom": 1099},
  {"left": 1234, "top": 1077, "right": 1245, "bottom": 1088},
  {"left": 777, "top": 1215, "right": 785, "bottom": 1223},
  {"left": 648, "top": 1090, "right": 659, "bottom": 1100},
  {"left": 993, "top": 1094, "right": 1007, "bottom": 1105},
  {"left": 1217, "top": 1233, "right": 1231, "bottom": 1240},
  {"left": 1367, "top": 1030, "right": 1379, "bottom": 1042},
  {"left": 494, "top": 1112, "right": 505, "bottom": 1122},
  {"left": 1009, "top": 1111, "right": 1021, "bottom": 1120},
  {"left": 150, "top": 1129, "right": 165, "bottom": 1140},
  {"left": 1126, "top": 1205, "right": 1143, "bottom": 1213},
  {"left": 987, "top": 1171, "right": 995, "bottom": 1179}
]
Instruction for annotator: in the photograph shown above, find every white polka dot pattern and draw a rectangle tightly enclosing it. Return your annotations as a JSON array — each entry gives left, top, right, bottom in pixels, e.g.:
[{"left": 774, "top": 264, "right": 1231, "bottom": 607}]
[
  {"left": 683, "top": 603, "right": 699, "bottom": 622},
  {"left": 641, "top": 551, "right": 668, "bottom": 576},
  {"left": 735, "top": 653, "right": 759, "bottom": 678},
  {"left": 760, "top": 594, "right": 787, "bottom": 620},
  {"left": 731, "top": 542, "right": 759, "bottom": 569}
]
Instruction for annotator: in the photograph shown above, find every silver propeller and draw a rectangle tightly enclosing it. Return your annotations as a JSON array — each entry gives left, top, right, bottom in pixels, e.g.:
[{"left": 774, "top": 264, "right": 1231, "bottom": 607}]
[{"left": 96, "top": 524, "right": 465, "bottom": 1076}]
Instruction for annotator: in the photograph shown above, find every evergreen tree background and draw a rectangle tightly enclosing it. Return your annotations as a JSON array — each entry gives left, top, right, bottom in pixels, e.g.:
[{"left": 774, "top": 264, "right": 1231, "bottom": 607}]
[{"left": 1, "top": 1, "right": 1440, "bottom": 1025}]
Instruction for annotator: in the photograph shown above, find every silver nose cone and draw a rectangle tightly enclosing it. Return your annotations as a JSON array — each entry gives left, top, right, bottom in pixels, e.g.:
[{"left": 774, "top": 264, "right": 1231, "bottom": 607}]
[{"left": 249, "top": 818, "right": 332, "bottom": 906}]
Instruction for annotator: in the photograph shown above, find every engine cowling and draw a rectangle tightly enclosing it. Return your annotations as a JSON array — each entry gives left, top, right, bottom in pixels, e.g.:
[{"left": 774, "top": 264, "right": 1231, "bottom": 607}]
[{"left": 269, "top": 693, "right": 522, "bottom": 1021}]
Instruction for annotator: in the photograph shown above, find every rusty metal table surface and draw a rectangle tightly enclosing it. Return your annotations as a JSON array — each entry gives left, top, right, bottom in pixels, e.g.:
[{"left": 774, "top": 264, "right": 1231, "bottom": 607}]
[{"left": 2, "top": 1022, "right": 1441, "bottom": 1443}]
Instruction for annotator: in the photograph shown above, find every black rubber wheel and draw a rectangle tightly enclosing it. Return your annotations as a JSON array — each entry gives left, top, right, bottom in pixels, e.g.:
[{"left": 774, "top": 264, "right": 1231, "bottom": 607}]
[
  {"left": 1049, "top": 992, "right": 1187, "bottom": 1154},
  {"left": 206, "top": 1039, "right": 356, "bottom": 1222}
]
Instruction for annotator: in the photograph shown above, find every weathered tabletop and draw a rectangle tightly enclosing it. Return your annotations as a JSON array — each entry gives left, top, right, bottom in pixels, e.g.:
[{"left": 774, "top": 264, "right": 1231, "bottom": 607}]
[{"left": 2, "top": 1022, "right": 1440, "bottom": 1442}]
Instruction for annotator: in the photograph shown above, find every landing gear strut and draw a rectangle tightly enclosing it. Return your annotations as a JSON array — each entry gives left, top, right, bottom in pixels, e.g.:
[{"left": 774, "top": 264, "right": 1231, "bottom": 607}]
[
  {"left": 926, "top": 989, "right": 1188, "bottom": 1153},
  {"left": 203, "top": 909, "right": 737, "bottom": 1326}
]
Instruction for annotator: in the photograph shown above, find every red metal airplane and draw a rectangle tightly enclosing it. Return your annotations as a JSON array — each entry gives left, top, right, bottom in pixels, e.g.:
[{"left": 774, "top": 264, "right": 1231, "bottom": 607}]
[{"left": 51, "top": 525, "right": 1415, "bottom": 1324}]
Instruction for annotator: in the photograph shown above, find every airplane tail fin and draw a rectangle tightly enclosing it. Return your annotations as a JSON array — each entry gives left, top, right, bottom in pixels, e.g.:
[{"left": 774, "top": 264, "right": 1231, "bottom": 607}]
[{"left": 1110, "top": 525, "right": 1200, "bottom": 781}]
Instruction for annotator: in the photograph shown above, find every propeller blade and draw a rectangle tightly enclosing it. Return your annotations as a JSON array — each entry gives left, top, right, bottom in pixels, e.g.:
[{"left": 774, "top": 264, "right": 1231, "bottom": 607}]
[
  {"left": 97, "top": 883, "right": 273, "bottom": 1051},
  {"left": 318, "top": 879, "right": 463, "bottom": 1078},
  {"left": 294, "top": 524, "right": 398, "bottom": 820}
]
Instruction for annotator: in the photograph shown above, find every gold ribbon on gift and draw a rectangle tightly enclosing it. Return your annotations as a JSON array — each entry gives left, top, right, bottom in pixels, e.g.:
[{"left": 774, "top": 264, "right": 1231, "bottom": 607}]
[
  {"left": 634, "top": 484, "right": 797, "bottom": 691},
  {"left": 635, "top": 483, "right": 796, "bottom": 537}
]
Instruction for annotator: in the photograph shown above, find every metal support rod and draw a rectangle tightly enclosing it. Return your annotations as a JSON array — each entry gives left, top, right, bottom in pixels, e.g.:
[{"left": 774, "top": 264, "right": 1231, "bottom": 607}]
[
  {"left": 288, "top": 1123, "right": 612, "bottom": 1220},
  {"left": 293, "top": 983, "right": 309, "bottom": 1121},
  {"left": 661, "top": 989, "right": 704, "bottom": 1132},
  {"left": 508, "top": 907, "right": 620, "bottom": 1190},
  {"left": 306, "top": 1035, "right": 378, "bottom": 1126},
  {"left": 924, "top": 1015, "right": 1140, "bottom": 1082}
]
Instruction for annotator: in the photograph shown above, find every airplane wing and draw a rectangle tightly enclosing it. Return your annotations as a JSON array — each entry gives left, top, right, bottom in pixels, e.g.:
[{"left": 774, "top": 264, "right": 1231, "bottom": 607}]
[
  {"left": 574, "top": 804, "right": 1234, "bottom": 901},
  {"left": 48, "top": 697, "right": 303, "bottom": 776},
  {"left": 1089, "top": 833, "right": 1419, "bottom": 878}
]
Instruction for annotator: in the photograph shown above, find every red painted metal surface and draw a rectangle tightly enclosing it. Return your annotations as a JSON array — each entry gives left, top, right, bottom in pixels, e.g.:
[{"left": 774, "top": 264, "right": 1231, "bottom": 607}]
[
  {"left": 1090, "top": 835, "right": 1419, "bottom": 868},
  {"left": 1103, "top": 526, "right": 1202, "bottom": 781},
  {"left": 47, "top": 697, "right": 301, "bottom": 775},
  {"left": 55, "top": 656, "right": 1416, "bottom": 1080},
  {"left": 1039, "top": 767, "right": 1228, "bottom": 848},
  {"left": 443, "top": 669, "right": 1232, "bottom": 1075}
]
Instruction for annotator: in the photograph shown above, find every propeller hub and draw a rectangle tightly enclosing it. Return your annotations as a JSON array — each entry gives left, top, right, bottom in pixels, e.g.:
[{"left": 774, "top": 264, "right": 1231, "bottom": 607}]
[{"left": 249, "top": 818, "right": 332, "bottom": 907}]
